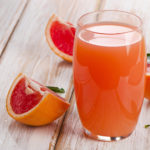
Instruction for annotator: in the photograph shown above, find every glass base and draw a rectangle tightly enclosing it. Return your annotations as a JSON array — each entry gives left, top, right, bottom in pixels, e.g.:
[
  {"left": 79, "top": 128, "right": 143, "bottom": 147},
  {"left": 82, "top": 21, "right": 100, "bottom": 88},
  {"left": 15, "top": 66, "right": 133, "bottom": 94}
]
[{"left": 84, "top": 128, "right": 132, "bottom": 142}]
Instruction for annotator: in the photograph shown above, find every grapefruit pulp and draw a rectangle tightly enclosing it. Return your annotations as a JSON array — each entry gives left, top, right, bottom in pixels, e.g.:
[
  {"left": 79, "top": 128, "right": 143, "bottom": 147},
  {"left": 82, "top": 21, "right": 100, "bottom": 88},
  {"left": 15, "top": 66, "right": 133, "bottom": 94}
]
[
  {"left": 45, "top": 14, "right": 75, "bottom": 62},
  {"left": 6, "top": 73, "right": 70, "bottom": 126}
]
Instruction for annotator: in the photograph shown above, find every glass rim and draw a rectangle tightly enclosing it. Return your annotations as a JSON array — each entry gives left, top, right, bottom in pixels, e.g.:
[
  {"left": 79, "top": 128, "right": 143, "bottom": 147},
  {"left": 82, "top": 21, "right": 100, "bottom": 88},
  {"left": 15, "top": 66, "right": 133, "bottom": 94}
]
[{"left": 77, "top": 10, "right": 143, "bottom": 35}]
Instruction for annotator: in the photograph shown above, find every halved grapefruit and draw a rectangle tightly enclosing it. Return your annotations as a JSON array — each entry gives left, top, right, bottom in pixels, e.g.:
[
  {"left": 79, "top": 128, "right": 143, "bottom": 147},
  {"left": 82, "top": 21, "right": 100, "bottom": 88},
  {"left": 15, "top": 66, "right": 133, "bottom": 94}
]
[
  {"left": 45, "top": 14, "right": 75, "bottom": 62},
  {"left": 6, "top": 73, "right": 70, "bottom": 126}
]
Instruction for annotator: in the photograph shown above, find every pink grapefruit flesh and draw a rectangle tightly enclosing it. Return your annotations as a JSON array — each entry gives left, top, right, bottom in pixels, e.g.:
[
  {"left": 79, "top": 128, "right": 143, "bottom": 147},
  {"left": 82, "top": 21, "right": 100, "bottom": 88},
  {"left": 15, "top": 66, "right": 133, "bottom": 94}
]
[
  {"left": 11, "top": 77, "right": 42, "bottom": 114},
  {"left": 50, "top": 20, "right": 75, "bottom": 56}
]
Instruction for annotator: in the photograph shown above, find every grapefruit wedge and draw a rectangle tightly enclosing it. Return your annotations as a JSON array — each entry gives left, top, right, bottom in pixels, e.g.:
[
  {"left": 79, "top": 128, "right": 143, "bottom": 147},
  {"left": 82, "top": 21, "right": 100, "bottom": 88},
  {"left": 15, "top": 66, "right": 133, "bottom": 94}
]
[
  {"left": 45, "top": 14, "right": 75, "bottom": 62},
  {"left": 6, "top": 73, "right": 70, "bottom": 126},
  {"left": 145, "top": 64, "right": 150, "bottom": 100}
]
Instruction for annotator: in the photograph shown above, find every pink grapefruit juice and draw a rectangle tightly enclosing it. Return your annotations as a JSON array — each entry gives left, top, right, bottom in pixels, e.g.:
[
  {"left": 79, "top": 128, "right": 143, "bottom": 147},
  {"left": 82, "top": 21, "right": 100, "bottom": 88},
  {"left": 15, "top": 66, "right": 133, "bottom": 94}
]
[{"left": 73, "top": 22, "right": 146, "bottom": 137}]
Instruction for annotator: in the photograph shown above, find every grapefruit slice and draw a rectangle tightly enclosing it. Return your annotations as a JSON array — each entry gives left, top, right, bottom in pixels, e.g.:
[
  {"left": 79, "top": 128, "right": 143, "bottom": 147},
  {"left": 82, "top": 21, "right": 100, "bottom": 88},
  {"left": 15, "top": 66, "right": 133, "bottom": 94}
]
[
  {"left": 145, "top": 64, "right": 150, "bottom": 100},
  {"left": 45, "top": 14, "right": 75, "bottom": 62},
  {"left": 6, "top": 73, "right": 70, "bottom": 126}
]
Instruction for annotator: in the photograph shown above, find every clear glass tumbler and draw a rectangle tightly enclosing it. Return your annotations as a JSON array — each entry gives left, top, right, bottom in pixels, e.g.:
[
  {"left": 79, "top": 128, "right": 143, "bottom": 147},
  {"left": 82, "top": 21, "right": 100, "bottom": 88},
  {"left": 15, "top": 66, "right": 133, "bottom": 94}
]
[{"left": 73, "top": 10, "right": 146, "bottom": 141}]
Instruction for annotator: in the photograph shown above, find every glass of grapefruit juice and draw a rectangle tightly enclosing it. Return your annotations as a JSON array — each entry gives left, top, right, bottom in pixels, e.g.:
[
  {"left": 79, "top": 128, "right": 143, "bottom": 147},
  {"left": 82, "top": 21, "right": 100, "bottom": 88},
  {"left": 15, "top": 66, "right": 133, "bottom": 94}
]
[{"left": 73, "top": 10, "right": 146, "bottom": 141}]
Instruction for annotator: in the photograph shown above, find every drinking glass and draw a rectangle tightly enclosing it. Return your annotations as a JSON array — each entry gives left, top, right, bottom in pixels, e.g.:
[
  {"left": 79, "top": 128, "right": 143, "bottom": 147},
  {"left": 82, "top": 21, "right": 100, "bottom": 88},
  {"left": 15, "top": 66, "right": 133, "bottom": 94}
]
[{"left": 73, "top": 10, "right": 146, "bottom": 141}]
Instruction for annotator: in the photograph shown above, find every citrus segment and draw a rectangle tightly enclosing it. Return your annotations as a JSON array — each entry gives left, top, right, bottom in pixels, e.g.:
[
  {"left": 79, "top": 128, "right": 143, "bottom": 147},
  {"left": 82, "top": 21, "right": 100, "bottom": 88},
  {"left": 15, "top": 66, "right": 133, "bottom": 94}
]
[
  {"left": 6, "top": 73, "right": 70, "bottom": 126},
  {"left": 45, "top": 14, "right": 75, "bottom": 62}
]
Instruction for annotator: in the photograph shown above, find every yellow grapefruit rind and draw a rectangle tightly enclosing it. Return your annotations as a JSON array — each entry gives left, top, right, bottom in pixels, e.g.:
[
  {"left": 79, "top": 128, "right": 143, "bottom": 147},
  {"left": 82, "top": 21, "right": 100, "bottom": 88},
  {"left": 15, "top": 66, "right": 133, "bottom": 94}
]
[
  {"left": 45, "top": 14, "right": 73, "bottom": 62},
  {"left": 6, "top": 73, "right": 70, "bottom": 126}
]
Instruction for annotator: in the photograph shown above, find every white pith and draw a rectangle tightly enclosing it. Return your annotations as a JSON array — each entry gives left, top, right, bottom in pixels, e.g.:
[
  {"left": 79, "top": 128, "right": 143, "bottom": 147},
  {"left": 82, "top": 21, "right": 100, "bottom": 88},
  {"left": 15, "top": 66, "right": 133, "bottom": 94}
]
[{"left": 26, "top": 79, "right": 46, "bottom": 95}]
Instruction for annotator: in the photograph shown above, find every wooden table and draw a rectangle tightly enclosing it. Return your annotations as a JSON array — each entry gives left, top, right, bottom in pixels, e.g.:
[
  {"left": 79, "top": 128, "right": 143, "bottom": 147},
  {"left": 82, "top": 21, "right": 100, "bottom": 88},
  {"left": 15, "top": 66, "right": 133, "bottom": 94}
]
[{"left": 1, "top": 0, "right": 150, "bottom": 149}]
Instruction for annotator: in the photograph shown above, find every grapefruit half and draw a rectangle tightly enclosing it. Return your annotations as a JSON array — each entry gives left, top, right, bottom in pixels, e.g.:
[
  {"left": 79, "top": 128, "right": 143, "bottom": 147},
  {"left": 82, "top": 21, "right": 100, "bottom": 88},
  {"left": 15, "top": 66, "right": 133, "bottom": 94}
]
[
  {"left": 45, "top": 14, "right": 75, "bottom": 62},
  {"left": 6, "top": 73, "right": 70, "bottom": 126}
]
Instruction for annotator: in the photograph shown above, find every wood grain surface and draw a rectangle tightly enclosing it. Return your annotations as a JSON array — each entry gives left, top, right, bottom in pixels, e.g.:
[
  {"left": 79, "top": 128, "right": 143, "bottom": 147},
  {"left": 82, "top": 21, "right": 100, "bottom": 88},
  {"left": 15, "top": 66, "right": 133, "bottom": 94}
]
[
  {"left": 0, "top": 0, "right": 27, "bottom": 55},
  {"left": 0, "top": 0, "right": 100, "bottom": 150},
  {"left": 55, "top": 0, "right": 150, "bottom": 150}
]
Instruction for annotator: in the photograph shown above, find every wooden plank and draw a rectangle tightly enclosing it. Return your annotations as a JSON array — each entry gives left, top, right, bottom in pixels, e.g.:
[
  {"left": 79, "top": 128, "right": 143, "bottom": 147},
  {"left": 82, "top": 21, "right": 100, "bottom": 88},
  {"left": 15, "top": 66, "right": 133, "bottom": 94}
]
[
  {"left": 55, "top": 0, "right": 102, "bottom": 24},
  {"left": 55, "top": 0, "right": 150, "bottom": 149},
  {"left": 0, "top": 0, "right": 28, "bottom": 55},
  {"left": 0, "top": 0, "right": 100, "bottom": 150}
]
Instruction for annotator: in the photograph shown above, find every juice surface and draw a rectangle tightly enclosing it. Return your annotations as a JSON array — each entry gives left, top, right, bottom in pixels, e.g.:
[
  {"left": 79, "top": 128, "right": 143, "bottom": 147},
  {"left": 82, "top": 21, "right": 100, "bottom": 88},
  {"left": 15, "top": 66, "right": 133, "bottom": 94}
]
[{"left": 73, "top": 22, "right": 146, "bottom": 137}]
